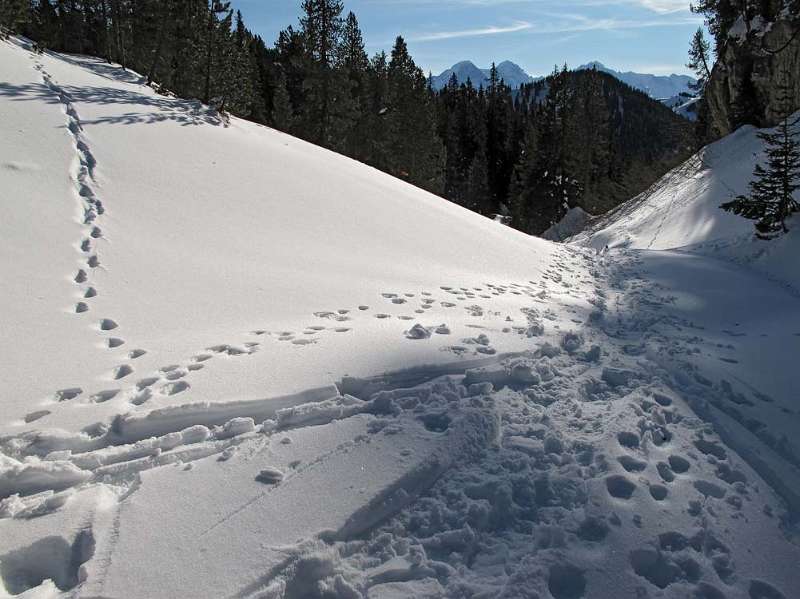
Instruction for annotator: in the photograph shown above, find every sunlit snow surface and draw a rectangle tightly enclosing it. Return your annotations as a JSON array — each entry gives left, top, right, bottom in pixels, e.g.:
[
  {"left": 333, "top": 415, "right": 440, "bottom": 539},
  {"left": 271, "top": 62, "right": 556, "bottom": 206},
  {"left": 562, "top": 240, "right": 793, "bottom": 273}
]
[{"left": 1, "top": 37, "right": 799, "bottom": 599}]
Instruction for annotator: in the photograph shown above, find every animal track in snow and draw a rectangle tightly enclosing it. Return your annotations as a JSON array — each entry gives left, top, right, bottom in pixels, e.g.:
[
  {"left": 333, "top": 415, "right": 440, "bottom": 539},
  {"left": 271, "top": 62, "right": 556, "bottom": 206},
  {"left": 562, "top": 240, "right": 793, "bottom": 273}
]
[
  {"left": 53, "top": 388, "right": 82, "bottom": 402},
  {"left": 99, "top": 318, "right": 118, "bottom": 331},
  {"left": 160, "top": 381, "right": 190, "bottom": 396},
  {"left": 90, "top": 389, "right": 119, "bottom": 403},
  {"left": 24, "top": 410, "right": 51, "bottom": 423},
  {"left": 605, "top": 474, "right": 636, "bottom": 499}
]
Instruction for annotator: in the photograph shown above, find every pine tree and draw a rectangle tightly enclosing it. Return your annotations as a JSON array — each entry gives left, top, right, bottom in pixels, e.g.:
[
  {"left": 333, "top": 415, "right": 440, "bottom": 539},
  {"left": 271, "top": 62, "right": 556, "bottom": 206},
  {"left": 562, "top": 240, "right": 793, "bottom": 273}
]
[
  {"left": 337, "top": 11, "right": 367, "bottom": 158},
  {"left": 687, "top": 27, "right": 712, "bottom": 91},
  {"left": 721, "top": 72, "right": 800, "bottom": 237},
  {"left": 299, "top": 0, "right": 344, "bottom": 146},
  {"left": 201, "top": 1, "right": 232, "bottom": 106},
  {"left": 0, "top": 0, "right": 29, "bottom": 35},
  {"left": 271, "top": 69, "right": 294, "bottom": 132}
]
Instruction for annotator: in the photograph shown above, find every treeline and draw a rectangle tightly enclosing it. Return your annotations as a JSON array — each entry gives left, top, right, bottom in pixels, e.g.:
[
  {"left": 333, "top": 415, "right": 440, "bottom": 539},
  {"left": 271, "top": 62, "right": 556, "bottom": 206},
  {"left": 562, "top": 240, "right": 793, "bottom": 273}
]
[
  {"left": 439, "top": 67, "right": 694, "bottom": 233},
  {"left": 0, "top": 0, "right": 694, "bottom": 234}
]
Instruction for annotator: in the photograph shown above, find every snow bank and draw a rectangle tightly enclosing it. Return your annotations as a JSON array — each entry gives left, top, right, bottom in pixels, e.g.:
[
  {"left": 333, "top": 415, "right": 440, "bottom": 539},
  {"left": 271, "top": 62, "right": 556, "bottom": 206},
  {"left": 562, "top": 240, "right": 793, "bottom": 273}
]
[{"left": 571, "top": 119, "right": 800, "bottom": 292}]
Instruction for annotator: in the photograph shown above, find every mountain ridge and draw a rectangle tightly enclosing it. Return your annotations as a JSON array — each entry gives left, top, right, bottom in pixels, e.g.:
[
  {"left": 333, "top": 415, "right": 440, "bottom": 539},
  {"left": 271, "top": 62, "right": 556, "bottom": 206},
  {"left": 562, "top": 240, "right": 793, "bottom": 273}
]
[{"left": 430, "top": 59, "right": 696, "bottom": 99}]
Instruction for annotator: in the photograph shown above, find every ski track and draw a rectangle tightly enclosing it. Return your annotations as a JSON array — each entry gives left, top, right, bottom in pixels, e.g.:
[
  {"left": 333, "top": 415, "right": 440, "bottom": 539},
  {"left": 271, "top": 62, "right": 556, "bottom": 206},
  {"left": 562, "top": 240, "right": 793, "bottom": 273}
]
[{"left": 1, "top": 243, "right": 796, "bottom": 598}]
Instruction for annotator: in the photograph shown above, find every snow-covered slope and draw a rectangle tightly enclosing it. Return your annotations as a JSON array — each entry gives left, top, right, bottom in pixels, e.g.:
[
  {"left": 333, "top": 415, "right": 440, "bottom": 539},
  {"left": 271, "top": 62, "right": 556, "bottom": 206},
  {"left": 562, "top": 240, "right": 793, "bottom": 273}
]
[
  {"left": 571, "top": 121, "right": 800, "bottom": 294},
  {"left": 2, "top": 37, "right": 799, "bottom": 599}
]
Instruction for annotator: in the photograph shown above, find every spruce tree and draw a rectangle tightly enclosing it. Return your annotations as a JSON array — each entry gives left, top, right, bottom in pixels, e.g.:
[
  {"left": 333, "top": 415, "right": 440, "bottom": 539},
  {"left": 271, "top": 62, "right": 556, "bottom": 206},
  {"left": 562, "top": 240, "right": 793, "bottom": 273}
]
[
  {"left": 721, "top": 72, "right": 800, "bottom": 237},
  {"left": 687, "top": 27, "right": 712, "bottom": 91}
]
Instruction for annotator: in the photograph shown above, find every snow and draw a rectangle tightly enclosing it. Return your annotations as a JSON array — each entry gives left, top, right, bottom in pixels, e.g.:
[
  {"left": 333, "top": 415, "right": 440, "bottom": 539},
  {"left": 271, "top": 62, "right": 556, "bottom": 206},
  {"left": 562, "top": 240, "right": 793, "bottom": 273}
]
[
  {"left": 570, "top": 119, "right": 800, "bottom": 294},
  {"left": 1, "top": 36, "right": 799, "bottom": 599}
]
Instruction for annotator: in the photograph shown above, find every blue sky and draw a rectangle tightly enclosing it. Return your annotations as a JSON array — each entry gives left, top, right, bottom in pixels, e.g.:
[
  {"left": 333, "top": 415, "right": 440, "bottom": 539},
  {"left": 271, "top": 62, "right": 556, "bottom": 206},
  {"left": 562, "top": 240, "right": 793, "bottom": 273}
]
[{"left": 232, "top": 0, "right": 705, "bottom": 77}]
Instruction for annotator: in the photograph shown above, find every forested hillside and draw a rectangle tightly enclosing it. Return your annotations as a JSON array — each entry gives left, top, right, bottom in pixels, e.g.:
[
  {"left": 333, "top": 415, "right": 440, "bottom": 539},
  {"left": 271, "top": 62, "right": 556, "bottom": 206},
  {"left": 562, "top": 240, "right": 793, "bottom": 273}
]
[{"left": 0, "top": 0, "right": 694, "bottom": 234}]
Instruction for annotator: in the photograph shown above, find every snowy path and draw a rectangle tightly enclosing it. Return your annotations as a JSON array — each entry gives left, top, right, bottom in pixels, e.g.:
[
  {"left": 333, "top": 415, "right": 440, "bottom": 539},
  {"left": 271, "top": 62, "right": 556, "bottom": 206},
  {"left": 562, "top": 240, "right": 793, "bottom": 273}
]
[{"left": 3, "top": 243, "right": 798, "bottom": 598}]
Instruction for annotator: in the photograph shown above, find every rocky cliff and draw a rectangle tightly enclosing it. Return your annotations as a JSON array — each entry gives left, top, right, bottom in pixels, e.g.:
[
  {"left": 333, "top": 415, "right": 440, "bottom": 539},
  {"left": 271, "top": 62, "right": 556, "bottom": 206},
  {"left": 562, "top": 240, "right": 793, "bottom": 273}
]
[{"left": 705, "top": 15, "right": 800, "bottom": 138}]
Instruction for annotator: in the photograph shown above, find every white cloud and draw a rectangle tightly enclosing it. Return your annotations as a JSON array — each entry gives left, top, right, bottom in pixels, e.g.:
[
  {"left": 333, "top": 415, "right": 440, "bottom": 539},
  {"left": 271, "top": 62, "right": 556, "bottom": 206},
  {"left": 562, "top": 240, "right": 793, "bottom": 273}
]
[{"left": 409, "top": 20, "right": 533, "bottom": 41}]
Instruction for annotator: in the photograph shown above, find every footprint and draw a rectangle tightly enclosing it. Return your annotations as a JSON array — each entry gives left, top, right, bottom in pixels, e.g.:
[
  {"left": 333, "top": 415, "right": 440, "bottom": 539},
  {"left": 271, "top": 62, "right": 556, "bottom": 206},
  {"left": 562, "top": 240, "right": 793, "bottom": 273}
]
[
  {"left": 694, "top": 438, "right": 726, "bottom": 460},
  {"left": 358, "top": 305, "right": 369, "bottom": 311},
  {"left": 80, "top": 238, "right": 91, "bottom": 252},
  {"left": 375, "top": 313, "right": 391, "bottom": 319},
  {"left": 187, "top": 363, "right": 204, "bottom": 371},
  {"left": 160, "top": 364, "right": 181, "bottom": 373},
  {"left": 649, "top": 484, "right": 668, "bottom": 500},
  {"left": 694, "top": 479, "right": 726, "bottom": 499},
  {"left": 391, "top": 298, "right": 407, "bottom": 305},
  {"left": 548, "top": 563, "right": 586, "bottom": 599},
  {"left": 656, "top": 462, "right": 675, "bottom": 482},
  {"left": 53, "top": 387, "right": 82, "bottom": 402},
  {"left": 606, "top": 474, "right": 636, "bottom": 499},
  {"left": 75, "top": 302, "right": 89, "bottom": 313},
  {"left": 107, "top": 338, "right": 125, "bottom": 348},
  {"left": 24, "top": 410, "right": 51, "bottom": 423},
  {"left": 668, "top": 455, "right": 691, "bottom": 473},
  {"left": 129, "top": 388, "right": 152, "bottom": 406},
  {"left": 90, "top": 389, "right": 120, "bottom": 403},
  {"left": 618, "top": 455, "right": 647, "bottom": 472},
  {"left": 292, "top": 338, "right": 317, "bottom": 345},
  {"left": 84, "top": 287, "right": 97, "bottom": 298},
  {"left": 164, "top": 370, "right": 186, "bottom": 381},
  {"left": 87, "top": 255, "right": 100, "bottom": 268},
  {"left": 99, "top": 318, "right": 118, "bottom": 331},
  {"left": 113, "top": 364, "right": 133, "bottom": 380},
  {"left": 161, "top": 380, "right": 189, "bottom": 396},
  {"left": 334, "top": 327, "right": 351, "bottom": 333},
  {"left": 617, "top": 431, "right": 640, "bottom": 449},
  {"left": 90, "top": 226, "right": 102, "bottom": 238},
  {"left": 74, "top": 269, "right": 87, "bottom": 283},
  {"left": 136, "top": 377, "right": 159, "bottom": 390},
  {"left": 192, "top": 353, "right": 212, "bottom": 362}
]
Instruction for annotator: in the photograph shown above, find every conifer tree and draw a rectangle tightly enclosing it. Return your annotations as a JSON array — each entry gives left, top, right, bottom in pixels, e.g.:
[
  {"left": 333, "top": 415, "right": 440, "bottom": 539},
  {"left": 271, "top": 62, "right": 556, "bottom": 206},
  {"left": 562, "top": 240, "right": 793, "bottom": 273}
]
[
  {"left": 271, "top": 69, "right": 294, "bottom": 132},
  {"left": 687, "top": 27, "right": 712, "bottom": 91},
  {"left": 300, "top": 0, "right": 344, "bottom": 146},
  {"left": 721, "top": 72, "right": 800, "bottom": 237}
]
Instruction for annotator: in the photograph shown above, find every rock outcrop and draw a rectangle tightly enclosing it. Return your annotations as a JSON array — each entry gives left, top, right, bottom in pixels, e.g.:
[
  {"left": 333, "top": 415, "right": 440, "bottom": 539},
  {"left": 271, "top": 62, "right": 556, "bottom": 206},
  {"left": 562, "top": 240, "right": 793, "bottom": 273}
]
[{"left": 705, "top": 16, "right": 800, "bottom": 138}]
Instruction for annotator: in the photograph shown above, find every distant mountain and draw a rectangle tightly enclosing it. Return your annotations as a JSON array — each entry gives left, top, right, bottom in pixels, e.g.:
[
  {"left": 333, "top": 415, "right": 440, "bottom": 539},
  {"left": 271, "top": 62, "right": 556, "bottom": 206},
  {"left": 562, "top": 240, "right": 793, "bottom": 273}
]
[
  {"left": 429, "top": 60, "right": 535, "bottom": 91},
  {"left": 576, "top": 61, "right": 695, "bottom": 100},
  {"left": 431, "top": 60, "right": 696, "bottom": 100}
]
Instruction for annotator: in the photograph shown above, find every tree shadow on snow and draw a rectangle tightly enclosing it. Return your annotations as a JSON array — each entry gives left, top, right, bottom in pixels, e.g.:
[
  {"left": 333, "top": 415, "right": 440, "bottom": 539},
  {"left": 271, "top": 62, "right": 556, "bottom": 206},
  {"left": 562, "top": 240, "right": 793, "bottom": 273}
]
[{"left": 0, "top": 78, "right": 224, "bottom": 128}]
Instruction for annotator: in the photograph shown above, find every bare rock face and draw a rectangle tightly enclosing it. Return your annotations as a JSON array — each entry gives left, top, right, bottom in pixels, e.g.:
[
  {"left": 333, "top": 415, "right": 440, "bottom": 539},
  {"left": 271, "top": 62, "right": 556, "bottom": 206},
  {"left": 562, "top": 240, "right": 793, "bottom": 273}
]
[{"left": 705, "top": 17, "right": 800, "bottom": 138}]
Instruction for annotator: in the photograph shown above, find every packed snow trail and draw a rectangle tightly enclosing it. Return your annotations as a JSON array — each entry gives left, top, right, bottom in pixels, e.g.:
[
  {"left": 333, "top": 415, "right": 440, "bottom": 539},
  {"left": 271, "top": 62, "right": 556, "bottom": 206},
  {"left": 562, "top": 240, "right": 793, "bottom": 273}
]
[{"left": 1, "top": 37, "right": 799, "bottom": 599}]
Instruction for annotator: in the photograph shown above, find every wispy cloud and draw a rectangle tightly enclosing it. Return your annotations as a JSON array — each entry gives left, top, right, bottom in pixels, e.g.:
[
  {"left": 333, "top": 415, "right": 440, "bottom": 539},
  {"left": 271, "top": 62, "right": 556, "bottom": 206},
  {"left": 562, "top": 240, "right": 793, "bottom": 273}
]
[
  {"left": 408, "top": 20, "right": 533, "bottom": 41},
  {"left": 407, "top": 13, "right": 700, "bottom": 43},
  {"left": 368, "top": 0, "right": 693, "bottom": 15}
]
